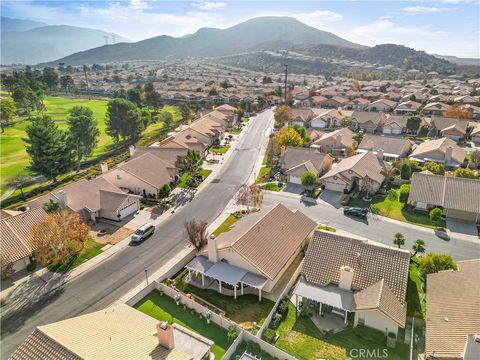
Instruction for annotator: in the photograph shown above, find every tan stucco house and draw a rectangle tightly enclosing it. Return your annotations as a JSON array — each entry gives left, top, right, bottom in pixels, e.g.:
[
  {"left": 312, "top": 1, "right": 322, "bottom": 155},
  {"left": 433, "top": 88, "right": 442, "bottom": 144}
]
[
  {"left": 409, "top": 137, "right": 467, "bottom": 167},
  {"left": 280, "top": 147, "right": 333, "bottom": 184},
  {"left": 311, "top": 128, "right": 355, "bottom": 156}
]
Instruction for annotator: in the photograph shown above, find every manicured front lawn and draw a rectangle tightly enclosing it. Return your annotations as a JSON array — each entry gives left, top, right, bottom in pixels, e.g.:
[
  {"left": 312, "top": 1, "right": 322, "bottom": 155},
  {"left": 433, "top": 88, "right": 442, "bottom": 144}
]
[
  {"left": 209, "top": 145, "right": 230, "bottom": 154},
  {"left": 177, "top": 168, "right": 212, "bottom": 188},
  {"left": 135, "top": 290, "right": 230, "bottom": 359},
  {"left": 48, "top": 238, "right": 105, "bottom": 273},
  {"left": 349, "top": 188, "right": 445, "bottom": 229},
  {"left": 407, "top": 258, "right": 426, "bottom": 319},
  {"left": 317, "top": 225, "right": 337, "bottom": 232},
  {"left": 261, "top": 182, "right": 285, "bottom": 192},
  {"left": 212, "top": 214, "right": 239, "bottom": 237},
  {"left": 275, "top": 302, "right": 409, "bottom": 360},
  {"left": 256, "top": 166, "right": 271, "bottom": 183},
  {"left": 174, "top": 271, "right": 274, "bottom": 327}
]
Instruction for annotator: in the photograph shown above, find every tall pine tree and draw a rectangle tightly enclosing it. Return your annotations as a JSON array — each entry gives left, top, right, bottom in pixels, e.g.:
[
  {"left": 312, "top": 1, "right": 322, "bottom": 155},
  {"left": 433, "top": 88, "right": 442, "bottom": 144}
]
[
  {"left": 24, "top": 116, "right": 74, "bottom": 182},
  {"left": 105, "top": 98, "right": 143, "bottom": 144}
]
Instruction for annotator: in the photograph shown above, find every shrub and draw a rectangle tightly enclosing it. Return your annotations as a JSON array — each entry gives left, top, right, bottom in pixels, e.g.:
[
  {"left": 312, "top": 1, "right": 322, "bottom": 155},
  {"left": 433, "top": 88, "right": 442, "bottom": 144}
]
[
  {"left": 386, "top": 189, "right": 398, "bottom": 201},
  {"left": 419, "top": 253, "right": 457, "bottom": 277},
  {"left": 399, "top": 184, "right": 410, "bottom": 202},
  {"left": 277, "top": 298, "right": 289, "bottom": 317},
  {"left": 269, "top": 312, "right": 283, "bottom": 329},
  {"left": 341, "top": 196, "right": 350, "bottom": 206},
  {"left": 263, "top": 328, "right": 277, "bottom": 344},
  {"left": 400, "top": 163, "right": 412, "bottom": 180},
  {"left": 26, "top": 262, "right": 37, "bottom": 272},
  {"left": 429, "top": 207, "right": 443, "bottom": 224}
]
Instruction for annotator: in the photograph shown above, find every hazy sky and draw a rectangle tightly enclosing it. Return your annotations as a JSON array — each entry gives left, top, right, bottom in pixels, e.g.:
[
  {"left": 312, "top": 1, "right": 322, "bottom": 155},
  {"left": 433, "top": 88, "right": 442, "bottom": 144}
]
[{"left": 2, "top": 0, "right": 479, "bottom": 57}]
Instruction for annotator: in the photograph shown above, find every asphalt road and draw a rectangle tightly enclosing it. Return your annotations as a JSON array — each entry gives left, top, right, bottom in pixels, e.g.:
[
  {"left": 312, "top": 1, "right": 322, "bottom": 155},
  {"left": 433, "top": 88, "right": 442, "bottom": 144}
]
[
  {"left": 264, "top": 191, "right": 480, "bottom": 261},
  {"left": 0, "top": 109, "right": 275, "bottom": 358}
]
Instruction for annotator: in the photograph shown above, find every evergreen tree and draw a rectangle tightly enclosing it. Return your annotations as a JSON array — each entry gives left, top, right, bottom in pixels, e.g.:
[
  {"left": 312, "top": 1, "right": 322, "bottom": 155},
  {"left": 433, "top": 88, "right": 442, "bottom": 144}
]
[
  {"left": 105, "top": 98, "right": 143, "bottom": 143},
  {"left": 24, "top": 116, "right": 74, "bottom": 182},
  {"left": 67, "top": 106, "right": 100, "bottom": 171}
]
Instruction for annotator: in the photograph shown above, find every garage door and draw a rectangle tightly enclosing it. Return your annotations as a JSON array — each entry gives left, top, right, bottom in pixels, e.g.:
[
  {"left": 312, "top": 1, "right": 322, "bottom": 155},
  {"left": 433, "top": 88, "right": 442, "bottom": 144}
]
[
  {"left": 446, "top": 209, "right": 478, "bottom": 222},
  {"left": 383, "top": 128, "right": 392, "bottom": 135},
  {"left": 289, "top": 175, "right": 302, "bottom": 185},
  {"left": 119, "top": 201, "right": 139, "bottom": 219},
  {"left": 392, "top": 128, "right": 402, "bottom": 135},
  {"left": 324, "top": 181, "right": 346, "bottom": 192}
]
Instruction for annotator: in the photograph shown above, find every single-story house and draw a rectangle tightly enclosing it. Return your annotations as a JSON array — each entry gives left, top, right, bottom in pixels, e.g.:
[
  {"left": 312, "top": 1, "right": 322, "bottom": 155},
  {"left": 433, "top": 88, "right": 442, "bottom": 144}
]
[
  {"left": 454, "top": 95, "right": 480, "bottom": 106},
  {"left": 213, "top": 103, "right": 238, "bottom": 127},
  {"left": 187, "top": 203, "right": 317, "bottom": 299},
  {"left": 350, "top": 111, "right": 387, "bottom": 133},
  {"left": 394, "top": 101, "right": 422, "bottom": 115},
  {"left": 366, "top": 99, "right": 397, "bottom": 112},
  {"left": 408, "top": 172, "right": 480, "bottom": 222},
  {"left": 101, "top": 153, "right": 178, "bottom": 197},
  {"left": 0, "top": 207, "right": 47, "bottom": 273},
  {"left": 131, "top": 146, "right": 187, "bottom": 169},
  {"left": 357, "top": 134, "right": 414, "bottom": 161},
  {"left": 322, "top": 96, "right": 350, "bottom": 109},
  {"left": 280, "top": 147, "right": 333, "bottom": 184},
  {"left": 11, "top": 304, "right": 214, "bottom": 360},
  {"left": 382, "top": 115, "right": 408, "bottom": 135},
  {"left": 293, "top": 231, "right": 409, "bottom": 336},
  {"left": 27, "top": 178, "right": 141, "bottom": 222},
  {"left": 430, "top": 116, "right": 469, "bottom": 141},
  {"left": 471, "top": 123, "right": 480, "bottom": 143},
  {"left": 310, "top": 109, "right": 351, "bottom": 129},
  {"left": 463, "top": 104, "right": 480, "bottom": 120},
  {"left": 425, "top": 259, "right": 480, "bottom": 359},
  {"left": 348, "top": 98, "right": 370, "bottom": 111},
  {"left": 320, "top": 152, "right": 390, "bottom": 194},
  {"left": 291, "top": 108, "right": 315, "bottom": 127},
  {"left": 311, "top": 128, "right": 355, "bottom": 156},
  {"left": 422, "top": 102, "right": 449, "bottom": 117},
  {"left": 409, "top": 137, "right": 467, "bottom": 167},
  {"left": 309, "top": 95, "right": 328, "bottom": 107}
]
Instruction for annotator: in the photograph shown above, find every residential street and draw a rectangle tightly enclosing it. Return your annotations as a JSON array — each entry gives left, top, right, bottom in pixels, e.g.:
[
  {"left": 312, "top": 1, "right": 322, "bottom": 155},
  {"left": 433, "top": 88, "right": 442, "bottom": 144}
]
[
  {"left": 0, "top": 109, "right": 275, "bottom": 358},
  {"left": 263, "top": 191, "right": 480, "bottom": 261}
]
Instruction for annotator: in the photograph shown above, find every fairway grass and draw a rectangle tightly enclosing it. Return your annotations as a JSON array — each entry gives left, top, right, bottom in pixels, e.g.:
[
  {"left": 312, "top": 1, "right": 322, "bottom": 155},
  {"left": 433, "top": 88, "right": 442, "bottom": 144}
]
[{"left": 0, "top": 95, "right": 181, "bottom": 196}]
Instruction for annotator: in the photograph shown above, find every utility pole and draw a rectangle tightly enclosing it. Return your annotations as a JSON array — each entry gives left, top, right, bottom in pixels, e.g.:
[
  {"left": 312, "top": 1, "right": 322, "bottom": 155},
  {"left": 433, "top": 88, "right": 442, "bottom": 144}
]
[
  {"left": 83, "top": 64, "right": 90, "bottom": 99},
  {"left": 283, "top": 64, "right": 288, "bottom": 104}
]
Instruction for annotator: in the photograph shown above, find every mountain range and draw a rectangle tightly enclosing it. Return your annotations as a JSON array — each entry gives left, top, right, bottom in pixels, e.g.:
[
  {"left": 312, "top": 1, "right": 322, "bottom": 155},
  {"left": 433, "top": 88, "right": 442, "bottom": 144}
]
[
  {"left": 46, "top": 16, "right": 365, "bottom": 66},
  {"left": 0, "top": 17, "right": 129, "bottom": 65}
]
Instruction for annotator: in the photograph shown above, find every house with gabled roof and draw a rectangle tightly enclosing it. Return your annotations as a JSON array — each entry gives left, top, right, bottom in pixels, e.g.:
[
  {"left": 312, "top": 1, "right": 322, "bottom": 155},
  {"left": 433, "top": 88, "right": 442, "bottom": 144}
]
[
  {"left": 350, "top": 111, "right": 387, "bottom": 133},
  {"left": 291, "top": 108, "right": 314, "bottom": 127},
  {"left": 409, "top": 137, "right": 467, "bottom": 167},
  {"left": 293, "top": 231, "right": 410, "bottom": 336},
  {"left": 422, "top": 102, "right": 449, "bottom": 117},
  {"left": 366, "top": 99, "right": 397, "bottom": 112},
  {"left": 186, "top": 203, "right": 317, "bottom": 299},
  {"left": 357, "top": 134, "right": 414, "bottom": 161},
  {"left": 11, "top": 305, "right": 214, "bottom": 360},
  {"left": 394, "top": 100, "right": 422, "bottom": 115},
  {"left": 382, "top": 115, "right": 409, "bottom": 135},
  {"left": 0, "top": 207, "right": 47, "bottom": 273},
  {"left": 430, "top": 116, "right": 469, "bottom": 141},
  {"left": 311, "top": 127, "right": 355, "bottom": 156},
  {"left": 280, "top": 147, "right": 333, "bottom": 184}
]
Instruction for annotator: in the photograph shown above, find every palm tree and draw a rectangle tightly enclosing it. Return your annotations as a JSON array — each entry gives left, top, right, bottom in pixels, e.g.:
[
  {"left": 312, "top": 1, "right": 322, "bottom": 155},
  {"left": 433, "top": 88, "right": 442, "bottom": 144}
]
[
  {"left": 393, "top": 232, "right": 405, "bottom": 249},
  {"left": 412, "top": 239, "right": 426, "bottom": 257}
]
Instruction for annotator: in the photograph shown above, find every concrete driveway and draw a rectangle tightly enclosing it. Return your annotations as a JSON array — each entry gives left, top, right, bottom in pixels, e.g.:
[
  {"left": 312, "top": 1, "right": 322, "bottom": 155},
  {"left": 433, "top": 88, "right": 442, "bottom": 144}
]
[
  {"left": 283, "top": 183, "right": 304, "bottom": 194},
  {"left": 446, "top": 218, "right": 479, "bottom": 238},
  {"left": 318, "top": 190, "right": 344, "bottom": 208}
]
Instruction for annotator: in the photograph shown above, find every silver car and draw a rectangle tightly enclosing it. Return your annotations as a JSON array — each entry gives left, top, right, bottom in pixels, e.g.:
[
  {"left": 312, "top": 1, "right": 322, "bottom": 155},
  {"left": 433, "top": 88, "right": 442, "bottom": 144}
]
[{"left": 131, "top": 223, "right": 155, "bottom": 243}]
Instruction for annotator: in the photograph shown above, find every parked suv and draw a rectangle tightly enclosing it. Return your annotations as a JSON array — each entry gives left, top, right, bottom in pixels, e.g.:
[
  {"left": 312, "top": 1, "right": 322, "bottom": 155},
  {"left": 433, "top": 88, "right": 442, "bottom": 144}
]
[
  {"left": 131, "top": 223, "right": 155, "bottom": 243},
  {"left": 343, "top": 206, "right": 368, "bottom": 219}
]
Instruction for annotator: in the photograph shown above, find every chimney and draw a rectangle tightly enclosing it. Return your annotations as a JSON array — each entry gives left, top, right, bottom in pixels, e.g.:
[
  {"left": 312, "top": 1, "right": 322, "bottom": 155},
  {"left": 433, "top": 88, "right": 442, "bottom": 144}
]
[
  {"left": 208, "top": 235, "right": 218, "bottom": 263},
  {"left": 58, "top": 190, "right": 68, "bottom": 208},
  {"left": 445, "top": 146, "right": 453, "bottom": 163},
  {"left": 376, "top": 149, "right": 384, "bottom": 160},
  {"left": 155, "top": 321, "right": 175, "bottom": 350},
  {"left": 129, "top": 145, "right": 135, "bottom": 157},
  {"left": 100, "top": 162, "right": 108, "bottom": 173},
  {"left": 338, "top": 265, "right": 354, "bottom": 291}
]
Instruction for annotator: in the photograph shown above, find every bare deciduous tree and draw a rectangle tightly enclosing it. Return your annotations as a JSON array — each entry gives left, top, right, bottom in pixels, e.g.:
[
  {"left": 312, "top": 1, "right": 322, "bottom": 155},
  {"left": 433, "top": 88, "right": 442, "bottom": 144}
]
[
  {"left": 234, "top": 183, "right": 264, "bottom": 211},
  {"left": 184, "top": 219, "right": 209, "bottom": 250}
]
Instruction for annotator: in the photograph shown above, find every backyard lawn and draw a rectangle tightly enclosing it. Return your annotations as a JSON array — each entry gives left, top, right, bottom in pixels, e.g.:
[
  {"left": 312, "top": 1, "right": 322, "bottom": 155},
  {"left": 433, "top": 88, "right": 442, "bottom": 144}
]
[
  {"left": 135, "top": 290, "right": 230, "bottom": 359},
  {"left": 349, "top": 188, "right": 445, "bottom": 229},
  {"left": 261, "top": 182, "right": 285, "bottom": 192},
  {"left": 174, "top": 270, "right": 274, "bottom": 327},
  {"left": 48, "top": 238, "right": 105, "bottom": 273},
  {"left": 212, "top": 214, "right": 239, "bottom": 237},
  {"left": 275, "top": 302, "right": 409, "bottom": 360}
]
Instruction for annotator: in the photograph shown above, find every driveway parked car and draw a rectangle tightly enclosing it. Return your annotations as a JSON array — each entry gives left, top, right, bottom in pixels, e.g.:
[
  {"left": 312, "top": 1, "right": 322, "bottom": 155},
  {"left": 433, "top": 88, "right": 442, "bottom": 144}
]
[
  {"left": 343, "top": 206, "right": 368, "bottom": 219},
  {"left": 131, "top": 223, "right": 155, "bottom": 243}
]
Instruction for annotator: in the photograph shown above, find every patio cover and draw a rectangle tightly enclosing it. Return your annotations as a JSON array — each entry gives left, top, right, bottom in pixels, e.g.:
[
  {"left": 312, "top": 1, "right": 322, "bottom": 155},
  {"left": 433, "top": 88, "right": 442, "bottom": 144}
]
[
  {"left": 185, "top": 256, "right": 214, "bottom": 273},
  {"left": 205, "top": 262, "right": 248, "bottom": 286},
  {"left": 294, "top": 277, "right": 355, "bottom": 311},
  {"left": 240, "top": 272, "right": 268, "bottom": 289}
]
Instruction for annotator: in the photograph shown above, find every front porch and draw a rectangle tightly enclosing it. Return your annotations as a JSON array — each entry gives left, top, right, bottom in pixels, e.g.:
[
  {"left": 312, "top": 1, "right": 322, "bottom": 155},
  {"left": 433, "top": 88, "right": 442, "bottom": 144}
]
[{"left": 185, "top": 256, "right": 268, "bottom": 301}]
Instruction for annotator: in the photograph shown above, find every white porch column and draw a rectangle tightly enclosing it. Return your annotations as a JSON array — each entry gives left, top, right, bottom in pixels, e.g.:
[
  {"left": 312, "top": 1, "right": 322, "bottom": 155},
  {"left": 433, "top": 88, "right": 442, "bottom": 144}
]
[
  {"left": 234, "top": 285, "right": 237, "bottom": 299},
  {"left": 344, "top": 310, "right": 348, "bottom": 324},
  {"left": 188, "top": 269, "right": 191, "bottom": 280},
  {"left": 241, "top": 282, "right": 244, "bottom": 295},
  {"left": 201, "top": 273, "right": 204, "bottom": 287},
  {"left": 318, "top": 302, "right": 322, "bottom": 315},
  {"left": 219, "top": 280, "right": 222, "bottom": 294},
  {"left": 258, "top": 288, "right": 262, "bottom": 301}
]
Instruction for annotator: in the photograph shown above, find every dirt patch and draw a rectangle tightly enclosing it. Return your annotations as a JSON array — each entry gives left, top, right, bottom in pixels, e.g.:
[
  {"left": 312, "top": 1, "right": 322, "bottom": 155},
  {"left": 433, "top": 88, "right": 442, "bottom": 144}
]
[{"left": 90, "top": 222, "right": 134, "bottom": 244}]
